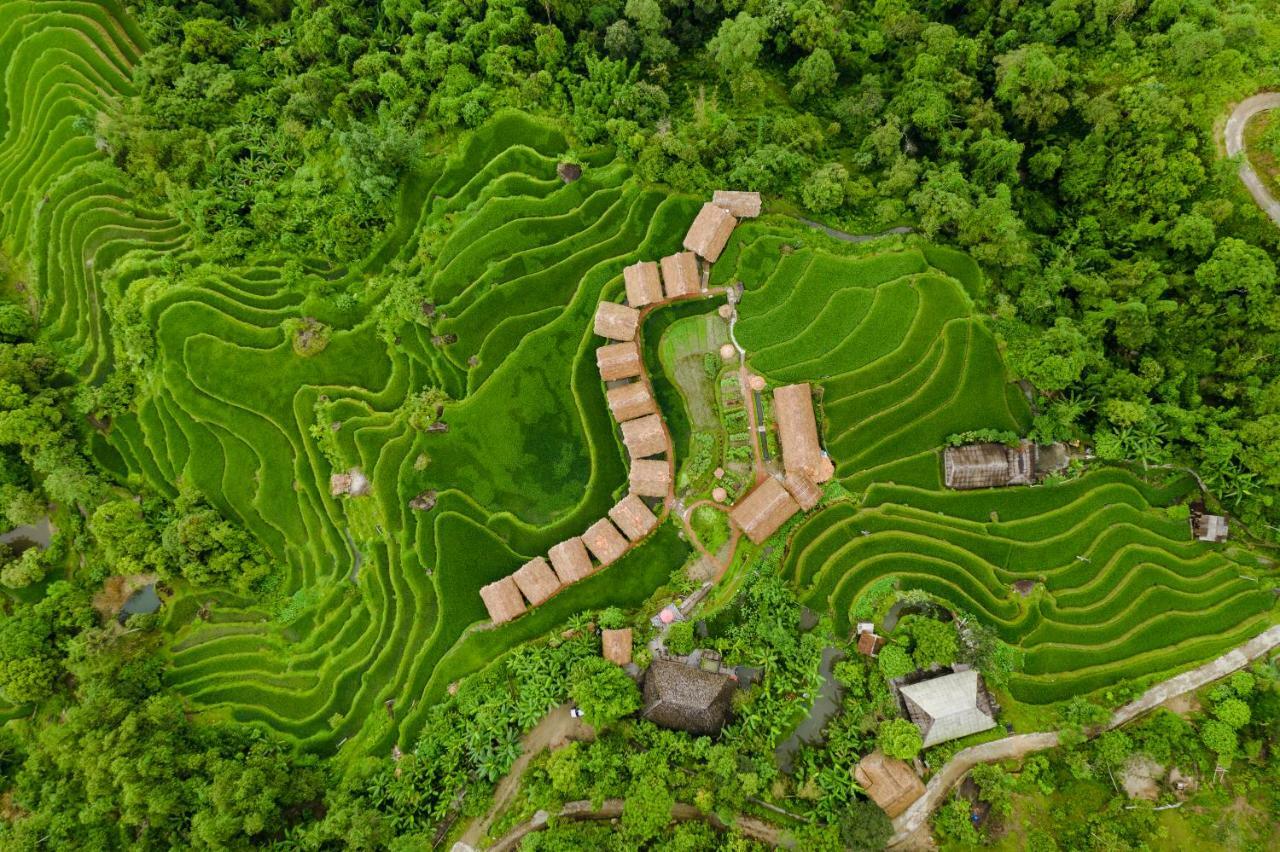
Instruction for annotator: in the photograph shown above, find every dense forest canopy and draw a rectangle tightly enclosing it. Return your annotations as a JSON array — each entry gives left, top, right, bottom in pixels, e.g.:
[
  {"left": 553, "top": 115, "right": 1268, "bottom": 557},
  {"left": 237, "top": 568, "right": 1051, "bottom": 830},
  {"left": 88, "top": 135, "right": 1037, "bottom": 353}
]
[{"left": 2, "top": 0, "right": 1280, "bottom": 848}]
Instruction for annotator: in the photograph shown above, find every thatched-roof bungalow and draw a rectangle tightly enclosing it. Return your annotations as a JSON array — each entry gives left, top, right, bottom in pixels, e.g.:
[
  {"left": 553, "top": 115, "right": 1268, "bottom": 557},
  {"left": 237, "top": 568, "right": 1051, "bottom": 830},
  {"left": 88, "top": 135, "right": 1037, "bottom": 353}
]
[
  {"left": 629, "top": 459, "right": 672, "bottom": 498},
  {"left": 593, "top": 301, "right": 640, "bottom": 342},
  {"left": 480, "top": 576, "right": 526, "bottom": 625},
  {"left": 512, "top": 556, "right": 561, "bottom": 606},
  {"left": 854, "top": 751, "right": 925, "bottom": 818},
  {"left": 730, "top": 476, "right": 801, "bottom": 545},
  {"left": 623, "top": 260, "right": 663, "bottom": 308},
  {"left": 609, "top": 494, "right": 659, "bottom": 541},
  {"left": 943, "top": 441, "right": 1036, "bottom": 490},
  {"left": 583, "top": 517, "right": 629, "bottom": 566},
  {"left": 898, "top": 669, "right": 997, "bottom": 748},
  {"left": 548, "top": 537, "right": 593, "bottom": 584},
  {"left": 621, "top": 413, "right": 666, "bottom": 459},
  {"left": 683, "top": 202, "right": 736, "bottom": 263},
  {"left": 783, "top": 470, "right": 822, "bottom": 511},
  {"left": 774, "top": 383, "right": 830, "bottom": 483},
  {"left": 596, "top": 341, "right": 643, "bottom": 381},
  {"left": 660, "top": 251, "right": 700, "bottom": 299},
  {"left": 1193, "top": 513, "right": 1229, "bottom": 542},
  {"left": 606, "top": 381, "right": 658, "bottom": 422},
  {"left": 712, "top": 190, "right": 762, "bottom": 218},
  {"left": 642, "top": 658, "right": 736, "bottom": 736},
  {"left": 602, "top": 627, "right": 633, "bottom": 666}
]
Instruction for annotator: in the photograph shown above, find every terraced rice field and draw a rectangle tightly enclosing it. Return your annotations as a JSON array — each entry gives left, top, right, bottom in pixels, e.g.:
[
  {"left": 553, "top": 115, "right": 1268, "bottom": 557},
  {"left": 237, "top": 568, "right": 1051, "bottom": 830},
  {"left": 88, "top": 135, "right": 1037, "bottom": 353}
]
[
  {"left": 4, "top": 1, "right": 1274, "bottom": 752},
  {"left": 722, "top": 228, "right": 1276, "bottom": 703},
  {"left": 1, "top": 1, "right": 694, "bottom": 753}
]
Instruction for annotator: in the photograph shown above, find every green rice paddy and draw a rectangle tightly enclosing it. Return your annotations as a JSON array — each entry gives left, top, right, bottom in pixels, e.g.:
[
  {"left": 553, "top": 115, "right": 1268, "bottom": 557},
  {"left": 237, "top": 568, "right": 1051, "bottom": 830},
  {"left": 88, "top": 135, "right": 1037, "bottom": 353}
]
[{"left": 3, "top": 0, "right": 1273, "bottom": 757}]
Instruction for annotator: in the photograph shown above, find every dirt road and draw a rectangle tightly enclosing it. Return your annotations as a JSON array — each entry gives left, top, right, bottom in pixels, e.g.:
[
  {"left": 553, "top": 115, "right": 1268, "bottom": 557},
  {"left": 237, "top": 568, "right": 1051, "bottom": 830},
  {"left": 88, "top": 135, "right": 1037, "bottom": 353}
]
[
  {"left": 1223, "top": 92, "right": 1280, "bottom": 226},
  {"left": 457, "top": 703, "right": 592, "bottom": 848}
]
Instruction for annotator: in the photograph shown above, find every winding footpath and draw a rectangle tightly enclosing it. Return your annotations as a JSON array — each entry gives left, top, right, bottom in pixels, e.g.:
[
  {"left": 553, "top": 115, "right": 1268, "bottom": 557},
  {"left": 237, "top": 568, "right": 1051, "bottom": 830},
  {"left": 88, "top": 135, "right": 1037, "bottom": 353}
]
[
  {"left": 1224, "top": 92, "right": 1280, "bottom": 226},
  {"left": 886, "top": 623, "right": 1280, "bottom": 847}
]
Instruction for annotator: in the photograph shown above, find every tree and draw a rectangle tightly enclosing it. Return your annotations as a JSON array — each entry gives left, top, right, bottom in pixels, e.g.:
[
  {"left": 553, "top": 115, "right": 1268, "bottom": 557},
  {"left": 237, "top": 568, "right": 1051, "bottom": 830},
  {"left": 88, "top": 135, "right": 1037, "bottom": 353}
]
[
  {"left": 802, "top": 163, "right": 848, "bottom": 214},
  {"left": 665, "top": 620, "right": 694, "bottom": 655},
  {"left": 568, "top": 657, "right": 640, "bottom": 730},
  {"left": 933, "top": 797, "right": 978, "bottom": 845},
  {"left": 1213, "top": 697, "right": 1251, "bottom": 729},
  {"left": 995, "top": 43, "right": 1073, "bottom": 131},
  {"left": 839, "top": 800, "right": 893, "bottom": 851},
  {"left": 877, "top": 644, "right": 914, "bottom": 680},
  {"left": 706, "top": 13, "right": 766, "bottom": 99},
  {"left": 790, "top": 48, "right": 837, "bottom": 103},
  {"left": 1200, "top": 719, "right": 1237, "bottom": 762},
  {"left": 898, "top": 615, "right": 957, "bottom": 668},
  {"left": 877, "top": 718, "right": 923, "bottom": 760},
  {"left": 622, "top": 771, "right": 674, "bottom": 843}
]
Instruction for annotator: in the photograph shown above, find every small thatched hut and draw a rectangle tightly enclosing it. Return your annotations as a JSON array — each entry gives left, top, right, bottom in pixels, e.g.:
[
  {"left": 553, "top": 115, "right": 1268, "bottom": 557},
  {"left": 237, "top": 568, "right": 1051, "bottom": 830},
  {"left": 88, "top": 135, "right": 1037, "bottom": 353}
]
[
  {"left": 1193, "top": 512, "right": 1229, "bottom": 542},
  {"left": 712, "top": 190, "right": 762, "bottom": 218},
  {"left": 609, "top": 494, "right": 659, "bottom": 542},
  {"left": 512, "top": 556, "right": 561, "bottom": 606},
  {"left": 621, "top": 413, "right": 666, "bottom": 459},
  {"left": 548, "top": 537, "right": 593, "bottom": 584},
  {"left": 623, "top": 260, "right": 663, "bottom": 307},
  {"left": 642, "top": 658, "right": 736, "bottom": 735},
  {"left": 898, "top": 669, "right": 998, "bottom": 748},
  {"left": 606, "top": 381, "right": 658, "bottom": 422},
  {"left": 660, "top": 251, "right": 701, "bottom": 298},
  {"left": 943, "top": 441, "right": 1036, "bottom": 490},
  {"left": 774, "top": 383, "right": 828, "bottom": 483},
  {"left": 596, "top": 341, "right": 643, "bottom": 381},
  {"left": 602, "top": 627, "right": 633, "bottom": 666},
  {"left": 629, "top": 459, "right": 672, "bottom": 498},
  {"left": 682, "top": 202, "right": 736, "bottom": 263},
  {"left": 593, "top": 301, "right": 640, "bottom": 342},
  {"left": 480, "top": 576, "right": 526, "bottom": 625},
  {"left": 730, "top": 476, "right": 801, "bottom": 544},
  {"left": 583, "top": 517, "right": 629, "bottom": 566},
  {"left": 854, "top": 751, "right": 925, "bottom": 818}
]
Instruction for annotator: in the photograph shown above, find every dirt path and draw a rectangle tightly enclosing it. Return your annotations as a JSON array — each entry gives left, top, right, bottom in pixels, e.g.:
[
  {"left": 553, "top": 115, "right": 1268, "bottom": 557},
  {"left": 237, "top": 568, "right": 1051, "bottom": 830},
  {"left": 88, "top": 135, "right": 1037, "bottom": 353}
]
[
  {"left": 887, "top": 623, "right": 1280, "bottom": 847},
  {"left": 457, "top": 704, "right": 592, "bottom": 848},
  {"left": 1223, "top": 92, "right": 1280, "bottom": 226},
  {"left": 482, "top": 798, "right": 786, "bottom": 851},
  {"left": 791, "top": 218, "right": 915, "bottom": 244}
]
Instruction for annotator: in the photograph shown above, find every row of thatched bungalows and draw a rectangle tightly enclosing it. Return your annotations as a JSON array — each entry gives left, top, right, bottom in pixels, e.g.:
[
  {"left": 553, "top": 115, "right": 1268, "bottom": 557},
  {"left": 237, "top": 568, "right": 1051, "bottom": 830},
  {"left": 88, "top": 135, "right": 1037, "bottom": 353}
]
[{"left": 479, "top": 189, "right": 762, "bottom": 626}]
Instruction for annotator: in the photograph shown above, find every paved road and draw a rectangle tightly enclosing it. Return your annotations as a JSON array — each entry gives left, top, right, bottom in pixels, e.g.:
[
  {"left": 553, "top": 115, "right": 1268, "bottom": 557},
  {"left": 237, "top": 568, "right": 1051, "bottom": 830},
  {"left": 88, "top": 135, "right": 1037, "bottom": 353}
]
[
  {"left": 886, "top": 623, "right": 1280, "bottom": 847},
  {"left": 1223, "top": 92, "right": 1280, "bottom": 226}
]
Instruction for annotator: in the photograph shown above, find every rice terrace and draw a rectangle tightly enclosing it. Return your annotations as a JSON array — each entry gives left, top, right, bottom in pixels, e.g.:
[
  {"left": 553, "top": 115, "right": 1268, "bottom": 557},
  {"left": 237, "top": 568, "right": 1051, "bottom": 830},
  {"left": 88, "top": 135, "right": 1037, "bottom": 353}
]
[{"left": 1, "top": 1, "right": 1280, "bottom": 849}]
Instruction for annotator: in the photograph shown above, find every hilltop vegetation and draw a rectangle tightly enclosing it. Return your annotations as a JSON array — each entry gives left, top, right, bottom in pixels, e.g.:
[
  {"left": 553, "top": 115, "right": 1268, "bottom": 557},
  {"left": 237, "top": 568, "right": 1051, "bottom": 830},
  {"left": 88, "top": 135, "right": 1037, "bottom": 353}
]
[{"left": 1, "top": 0, "right": 1280, "bottom": 849}]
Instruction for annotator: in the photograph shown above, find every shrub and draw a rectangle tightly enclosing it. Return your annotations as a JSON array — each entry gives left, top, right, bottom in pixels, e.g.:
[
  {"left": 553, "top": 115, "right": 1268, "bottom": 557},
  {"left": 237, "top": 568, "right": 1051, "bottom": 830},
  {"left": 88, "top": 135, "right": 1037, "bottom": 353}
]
[
  {"left": 666, "top": 620, "right": 695, "bottom": 655},
  {"left": 568, "top": 657, "right": 641, "bottom": 730},
  {"left": 877, "top": 645, "right": 914, "bottom": 680},
  {"left": 877, "top": 718, "right": 923, "bottom": 760}
]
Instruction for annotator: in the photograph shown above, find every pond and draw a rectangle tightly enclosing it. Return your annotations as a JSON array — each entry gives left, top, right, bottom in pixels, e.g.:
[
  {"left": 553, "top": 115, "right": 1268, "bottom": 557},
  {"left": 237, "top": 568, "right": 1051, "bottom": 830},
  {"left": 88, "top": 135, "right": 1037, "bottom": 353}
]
[
  {"left": 774, "top": 645, "right": 845, "bottom": 773},
  {"left": 120, "top": 583, "right": 161, "bottom": 619},
  {"left": 0, "top": 515, "right": 53, "bottom": 553}
]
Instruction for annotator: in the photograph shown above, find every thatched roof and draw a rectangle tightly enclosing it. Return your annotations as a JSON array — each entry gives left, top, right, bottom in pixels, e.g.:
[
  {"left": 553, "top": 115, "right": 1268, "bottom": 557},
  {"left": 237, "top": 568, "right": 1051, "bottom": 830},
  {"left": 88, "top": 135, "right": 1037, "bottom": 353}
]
[
  {"left": 943, "top": 442, "right": 1036, "bottom": 490},
  {"left": 329, "top": 468, "right": 371, "bottom": 497},
  {"left": 783, "top": 470, "right": 822, "bottom": 511},
  {"left": 512, "top": 556, "right": 561, "bottom": 606},
  {"left": 557, "top": 162, "right": 581, "bottom": 182},
  {"left": 730, "top": 476, "right": 801, "bottom": 544},
  {"left": 621, "top": 413, "right": 666, "bottom": 459},
  {"left": 642, "top": 658, "right": 736, "bottom": 735},
  {"left": 857, "top": 630, "right": 882, "bottom": 657},
  {"left": 606, "top": 381, "right": 658, "bottom": 422},
  {"left": 899, "top": 669, "right": 997, "bottom": 747},
  {"left": 329, "top": 473, "right": 351, "bottom": 496},
  {"left": 623, "top": 261, "right": 663, "bottom": 308},
  {"left": 1193, "top": 513, "right": 1229, "bottom": 542},
  {"left": 629, "top": 459, "right": 672, "bottom": 498},
  {"left": 479, "top": 576, "right": 526, "bottom": 625},
  {"left": 609, "top": 494, "right": 659, "bottom": 541},
  {"left": 602, "top": 627, "right": 633, "bottom": 665},
  {"left": 660, "top": 251, "right": 700, "bottom": 298},
  {"left": 854, "top": 751, "right": 925, "bottom": 818},
  {"left": 596, "top": 340, "right": 643, "bottom": 382},
  {"left": 582, "top": 517, "right": 629, "bottom": 566},
  {"left": 774, "top": 383, "right": 828, "bottom": 482},
  {"left": 548, "top": 537, "right": 593, "bottom": 584},
  {"left": 593, "top": 301, "right": 640, "bottom": 342},
  {"left": 683, "top": 202, "right": 736, "bottom": 263},
  {"left": 712, "top": 190, "right": 762, "bottom": 218}
]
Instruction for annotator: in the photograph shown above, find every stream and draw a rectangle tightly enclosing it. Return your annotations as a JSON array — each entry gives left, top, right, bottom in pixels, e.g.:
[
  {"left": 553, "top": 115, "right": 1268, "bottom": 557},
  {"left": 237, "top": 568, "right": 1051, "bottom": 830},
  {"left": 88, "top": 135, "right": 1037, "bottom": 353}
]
[{"left": 775, "top": 645, "right": 845, "bottom": 773}]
